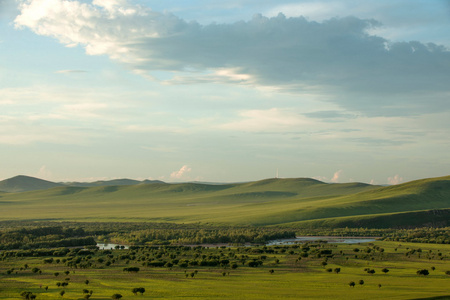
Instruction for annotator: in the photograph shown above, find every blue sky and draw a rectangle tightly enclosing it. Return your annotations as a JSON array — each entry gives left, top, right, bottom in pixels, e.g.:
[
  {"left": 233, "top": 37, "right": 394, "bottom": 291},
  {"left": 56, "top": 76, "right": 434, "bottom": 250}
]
[{"left": 1, "top": 0, "right": 449, "bottom": 184}]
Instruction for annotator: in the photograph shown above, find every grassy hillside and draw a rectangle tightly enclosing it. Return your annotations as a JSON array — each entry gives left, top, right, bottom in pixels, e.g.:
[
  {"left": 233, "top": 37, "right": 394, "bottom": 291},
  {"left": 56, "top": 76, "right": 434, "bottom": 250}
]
[
  {"left": 0, "top": 176, "right": 449, "bottom": 227},
  {"left": 0, "top": 175, "right": 63, "bottom": 193}
]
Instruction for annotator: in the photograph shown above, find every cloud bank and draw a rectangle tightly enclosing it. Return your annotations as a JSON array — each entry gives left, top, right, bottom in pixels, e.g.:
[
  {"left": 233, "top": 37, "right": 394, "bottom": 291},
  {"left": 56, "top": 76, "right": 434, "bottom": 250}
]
[{"left": 14, "top": 0, "right": 450, "bottom": 117}]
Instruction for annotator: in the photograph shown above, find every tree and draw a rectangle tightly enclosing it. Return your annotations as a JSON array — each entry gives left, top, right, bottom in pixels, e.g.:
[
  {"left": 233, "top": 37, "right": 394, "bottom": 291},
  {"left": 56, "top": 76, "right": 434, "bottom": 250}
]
[
  {"left": 123, "top": 267, "right": 140, "bottom": 273},
  {"left": 417, "top": 269, "right": 429, "bottom": 276},
  {"left": 334, "top": 268, "right": 341, "bottom": 274},
  {"left": 60, "top": 290, "right": 65, "bottom": 297},
  {"left": 359, "top": 280, "right": 364, "bottom": 286},
  {"left": 112, "top": 294, "right": 123, "bottom": 300},
  {"left": 20, "top": 291, "right": 36, "bottom": 300},
  {"left": 85, "top": 280, "right": 90, "bottom": 285},
  {"left": 349, "top": 281, "right": 355, "bottom": 288},
  {"left": 381, "top": 268, "right": 389, "bottom": 274}
]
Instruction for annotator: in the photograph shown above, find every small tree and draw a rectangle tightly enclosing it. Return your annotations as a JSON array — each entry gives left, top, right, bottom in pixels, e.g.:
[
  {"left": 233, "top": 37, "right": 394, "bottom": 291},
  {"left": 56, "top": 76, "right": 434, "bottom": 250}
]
[
  {"left": 417, "top": 269, "right": 429, "bottom": 276},
  {"left": 20, "top": 291, "right": 36, "bottom": 300},
  {"left": 359, "top": 280, "right": 364, "bottom": 286},
  {"left": 334, "top": 268, "right": 341, "bottom": 274},
  {"left": 60, "top": 290, "right": 65, "bottom": 297},
  {"left": 367, "top": 269, "right": 375, "bottom": 275},
  {"left": 349, "top": 281, "right": 355, "bottom": 288},
  {"left": 85, "top": 280, "right": 90, "bottom": 285},
  {"left": 381, "top": 268, "right": 389, "bottom": 274},
  {"left": 112, "top": 294, "right": 123, "bottom": 300}
]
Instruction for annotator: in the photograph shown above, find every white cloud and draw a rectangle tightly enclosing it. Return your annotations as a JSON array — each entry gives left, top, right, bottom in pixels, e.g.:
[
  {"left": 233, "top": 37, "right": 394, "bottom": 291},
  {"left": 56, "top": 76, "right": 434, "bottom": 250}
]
[
  {"left": 61, "top": 102, "right": 108, "bottom": 118},
  {"left": 331, "top": 169, "right": 343, "bottom": 183},
  {"left": 219, "top": 108, "right": 310, "bottom": 132},
  {"left": 37, "top": 165, "right": 52, "bottom": 180},
  {"left": 14, "top": 0, "right": 450, "bottom": 116},
  {"left": 387, "top": 174, "right": 403, "bottom": 185},
  {"left": 55, "top": 69, "right": 87, "bottom": 74},
  {"left": 170, "top": 165, "right": 191, "bottom": 179}
]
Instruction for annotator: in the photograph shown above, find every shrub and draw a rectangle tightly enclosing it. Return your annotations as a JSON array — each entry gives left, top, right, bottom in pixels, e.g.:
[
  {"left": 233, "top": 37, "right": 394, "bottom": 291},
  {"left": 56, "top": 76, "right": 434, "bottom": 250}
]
[{"left": 417, "top": 269, "right": 429, "bottom": 276}]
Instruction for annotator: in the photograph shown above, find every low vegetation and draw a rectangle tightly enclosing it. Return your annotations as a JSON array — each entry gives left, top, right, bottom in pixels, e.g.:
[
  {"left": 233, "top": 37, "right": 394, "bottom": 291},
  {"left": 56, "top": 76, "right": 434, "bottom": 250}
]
[{"left": 1, "top": 238, "right": 449, "bottom": 299}]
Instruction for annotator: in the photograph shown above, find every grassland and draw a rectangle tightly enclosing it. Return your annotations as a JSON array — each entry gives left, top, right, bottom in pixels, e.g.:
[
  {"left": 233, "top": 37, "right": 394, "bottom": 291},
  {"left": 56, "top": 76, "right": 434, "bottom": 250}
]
[
  {"left": 0, "top": 176, "right": 449, "bottom": 228},
  {"left": 1, "top": 175, "right": 449, "bottom": 299},
  {"left": 1, "top": 241, "right": 449, "bottom": 299}
]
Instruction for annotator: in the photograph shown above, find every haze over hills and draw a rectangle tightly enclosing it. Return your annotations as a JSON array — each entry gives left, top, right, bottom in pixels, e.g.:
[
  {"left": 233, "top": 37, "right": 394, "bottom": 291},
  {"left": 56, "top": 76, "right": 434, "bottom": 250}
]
[
  {"left": 62, "top": 178, "right": 165, "bottom": 188},
  {"left": 0, "top": 175, "right": 448, "bottom": 228},
  {"left": 0, "top": 175, "right": 165, "bottom": 193}
]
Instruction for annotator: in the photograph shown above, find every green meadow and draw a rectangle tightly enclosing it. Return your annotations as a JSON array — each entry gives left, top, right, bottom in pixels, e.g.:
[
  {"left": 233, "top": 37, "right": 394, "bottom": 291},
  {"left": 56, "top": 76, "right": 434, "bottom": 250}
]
[
  {"left": 1, "top": 241, "right": 449, "bottom": 299},
  {"left": 0, "top": 176, "right": 449, "bottom": 227}
]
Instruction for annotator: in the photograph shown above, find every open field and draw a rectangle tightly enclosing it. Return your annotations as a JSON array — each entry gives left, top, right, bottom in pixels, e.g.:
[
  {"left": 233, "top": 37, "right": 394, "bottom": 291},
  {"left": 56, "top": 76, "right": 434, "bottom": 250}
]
[
  {"left": 0, "top": 176, "right": 449, "bottom": 228},
  {"left": 1, "top": 241, "right": 449, "bottom": 299}
]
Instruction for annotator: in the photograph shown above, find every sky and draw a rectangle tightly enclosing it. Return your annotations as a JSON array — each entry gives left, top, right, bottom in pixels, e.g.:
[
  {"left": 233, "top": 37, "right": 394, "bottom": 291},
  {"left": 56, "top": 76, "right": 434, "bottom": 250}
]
[{"left": 1, "top": 0, "right": 449, "bottom": 184}]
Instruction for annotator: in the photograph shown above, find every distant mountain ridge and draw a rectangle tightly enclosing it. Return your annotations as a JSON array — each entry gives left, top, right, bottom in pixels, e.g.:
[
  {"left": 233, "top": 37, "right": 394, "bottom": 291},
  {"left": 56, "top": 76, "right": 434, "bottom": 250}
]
[
  {"left": 63, "top": 178, "right": 165, "bottom": 188},
  {"left": 0, "top": 175, "right": 165, "bottom": 193}
]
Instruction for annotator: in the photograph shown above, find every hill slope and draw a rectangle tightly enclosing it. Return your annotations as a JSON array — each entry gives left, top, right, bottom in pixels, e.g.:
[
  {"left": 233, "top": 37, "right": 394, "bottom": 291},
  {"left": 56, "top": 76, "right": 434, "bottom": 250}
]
[
  {"left": 0, "top": 175, "right": 448, "bottom": 228},
  {"left": 0, "top": 175, "right": 64, "bottom": 193}
]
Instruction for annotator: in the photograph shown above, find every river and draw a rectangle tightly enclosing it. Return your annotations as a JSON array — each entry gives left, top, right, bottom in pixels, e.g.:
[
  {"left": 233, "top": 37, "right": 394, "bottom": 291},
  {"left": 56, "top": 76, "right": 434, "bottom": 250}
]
[{"left": 266, "top": 236, "right": 377, "bottom": 246}]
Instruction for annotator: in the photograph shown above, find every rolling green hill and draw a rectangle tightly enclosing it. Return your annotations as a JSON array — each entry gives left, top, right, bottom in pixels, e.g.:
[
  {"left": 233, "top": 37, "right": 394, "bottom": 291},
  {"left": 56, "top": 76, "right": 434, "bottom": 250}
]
[
  {"left": 0, "top": 175, "right": 449, "bottom": 228},
  {"left": 0, "top": 175, "right": 64, "bottom": 193}
]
